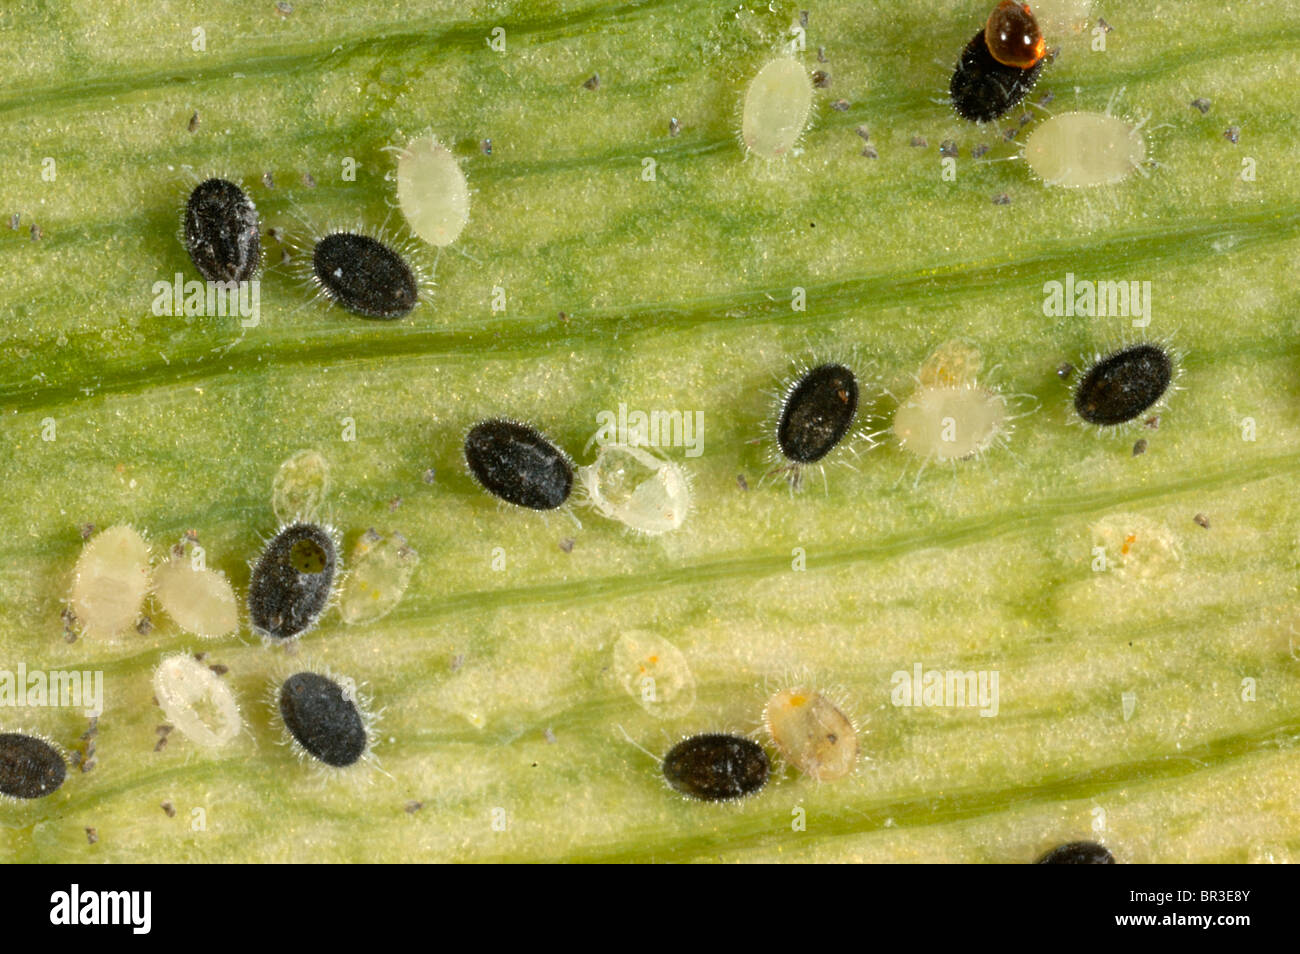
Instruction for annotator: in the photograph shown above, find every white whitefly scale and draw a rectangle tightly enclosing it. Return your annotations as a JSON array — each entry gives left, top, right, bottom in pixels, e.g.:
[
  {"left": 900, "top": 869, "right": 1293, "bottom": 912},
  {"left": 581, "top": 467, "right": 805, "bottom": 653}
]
[
  {"left": 1022, "top": 109, "right": 1148, "bottom": 188},
  {"left": 152, "top": 551, "right": 239, "bottom": 639},
  {"left": 69, "top": 525, "right": 152, "bottom": 640},
  {"left": 393, "top": 135, "right": 471, "bottom": 248},
  {"left": 892, "top": 343, "right": 1014, "bottom": 465},
  {"left": 152, "top": 654, "right": 241, "bottom": 749},
  {"left": 741, "top": 56, "right": 813, "bottom": 158},
  {"left": 579, "top": 443, "right": 691, "bottom": 535}
]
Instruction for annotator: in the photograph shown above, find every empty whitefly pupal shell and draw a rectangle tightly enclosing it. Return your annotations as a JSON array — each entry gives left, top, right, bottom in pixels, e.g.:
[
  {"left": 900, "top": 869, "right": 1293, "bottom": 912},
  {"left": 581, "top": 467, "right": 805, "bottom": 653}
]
[
  {"left": 612, "top": 631, "right": 696, "bottom": 719},
  {"left": 1029, "top": 0, "right": 1095, "bottom": 38},
  {"left": 338, "top": 531, "right": 419, "bottom": 625},
  {"left": 153, "top": 654, "right": 241, "bottom": 749},
  {"left": 764, "top": 687, "right": 859, "bottom": 781},
  {"left": 580, "top": 443, "right": 690, "bottom": 535},
  {"left": 69, "top": 525, "right": 151, "bottom": 639},
  {"left": 893, "top": 385, "right": 1009, "bottom": 461},
  {"left": 742, "top": 56, "right": 813, "bottom": 158},
  {"left": 272, "top": 450, "right": 330, "bottom": 524},
  {"left": 396, "top": 136, "right": 470, "bottom": 247},
  {"left": 152, "top": 557, "right": 239, "bottom": 638},
  {"left": 1023, "top": 111, "right": 1146, "bottom": 188}
]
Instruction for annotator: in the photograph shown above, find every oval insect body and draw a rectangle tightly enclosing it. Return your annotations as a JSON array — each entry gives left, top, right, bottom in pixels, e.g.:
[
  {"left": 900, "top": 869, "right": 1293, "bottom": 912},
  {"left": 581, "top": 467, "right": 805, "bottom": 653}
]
[
  {"left": 764, "top": 688, "right": 859, "bottom": 781},
  {"left": 153, "top": 558, "right": 238, "bottom": 638},
  {"left": 1023, "top": 110, "right": 1146, "bottom": 187},
  {"left": 580, "top": 443, "right": 690, "bottom": 535},
  {"left": 612, "top": 631, "right": 696, "bottom": 719},
  {"left": 248, "top": 523, "right": 338, "bottom": 640},
  {"left": 69, "top": 525, "right": 151, "bottom": 639},
  {"left": 0, "top": 733, "right": 66, "bottom": 799},
  {"left": 278, "top": 671, "right": 368, "bottom": 767},
  {"left": 272, "top": 450, "right": 330, "bottom": 524},
  {"left": 184, "top": 178, "right": 261, "bottom": 283},
  {"left": 396, "top": 136, "right": 471, "bottom": 248},
  {"left": 1073, "top": 344, "right": 1172, "bottom": 426},
  {"left": 949, "top": 28, "right": 1044, "bottom": 122},
  {"left": 742, "top": 56, "right": 813, "bottom": 158},
  {"left": 1035, "top": 841, "right": 1116, "bottom": 864},
  {"left": 338, "top": 531, "right": 419, "bottom": 625},
  {"left": 464, "top": 419, "right": 574, "bottom": 511},
  {"left": 894, "top": 385, "right": 1009, "bottom": 461},
  {"left": 153, "top": 654, "right": 242, "bottom": 749},
  {"left": 777, "top": 363, "right": 860, "bottom": 464},
  {"left": 312, "top": 232, "right": 418, "bottom": 319},
  {"left": 662, "top": 733, "right": 769, "bottom": 801}
]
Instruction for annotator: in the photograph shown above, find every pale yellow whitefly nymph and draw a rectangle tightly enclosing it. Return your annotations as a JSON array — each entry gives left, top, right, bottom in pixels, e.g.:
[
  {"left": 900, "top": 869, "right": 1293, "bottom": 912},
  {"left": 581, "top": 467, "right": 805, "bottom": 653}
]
[
  {"left": 612, "top": 631, "right": 697, "bottom": 719},
  {"left": 152, "top": 653, "right": 241, "bottom": 749},
  {"left": 892, "top": 342, "right": 1012, "bottom": 463},
  {"left": 763, "top": 687, "right": 859, "bottom": 782},
  {"left": 337, "top": 530, "right": 419, "bottom": 625},
  {"left": 152, "top": 553, "right": 239, "bottom": 639},
  {"left": 394, "top": 135, "right": 471, "bottom": 247},
  {"left": 741, "top": 56, "right": 813, "bottom": 158},
  {"left": 579, "top": 443, "right": 691, "bottom": 536},
  {"left": 1022, "top": 110, "right": 1148, "bottom": 188},
  {"left": 68, "top": 525, "right": 152, "bottom": 639}
]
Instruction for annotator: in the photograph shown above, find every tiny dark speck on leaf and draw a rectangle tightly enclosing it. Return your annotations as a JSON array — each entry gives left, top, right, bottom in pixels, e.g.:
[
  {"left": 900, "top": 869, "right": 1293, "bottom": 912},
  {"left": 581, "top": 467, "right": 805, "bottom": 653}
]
[
  {"left": 910, "top": 136, "right": 927, "bottom": 148},
  {"left": 1224, "top": 126, "right": 1240, "bottom": 144},
  {"left": 480, "top": 138, "right": 493, "bottom": 155},
  {"left": 812, "top": 70, "right": 830, "bottom": 89},
  {"left": 276, "top": 1, "right": 293, "bottom": 15},
  {"left": 209, "top": 664, "right": 229, "bottom": 676},
  {"left": 817, "top": 46, "right": 826, "bottom": 64},
  {"left": 1132, "top": 438, "right": 1147, "bottom": 456},
  {"left": 668, "top": 118, "right": 681, "bottom": 137},
  {"left": 422, "top": 467, "right": 436, "bottom": 484},
  {"left": 8, "top": 212, "right": 18, "bottom": 229},
  {"left": 85, "top": 828, "right": 97, "bottom": 845},
  {"left": 1194, "top": 513, "right": 1210, "bottom": 529},
  {"left": 188, "top": 111, "right": 200, "bottom": 133},
  {"left": 855, "top": 125, "right": 870, "bottom": 140},
  {"left": 830, "top": 99, "right": 849, "bottom": 111},
  {"left": 161, "top": 801, "right": 176, "bottom": 817},
  {"left": 736, "top": 474, "right": 749, "bottom": 491},
  {"left": 1097, "top": 17, "right": 1112, "bottom": 32},
  {"left": 582, "top": 73, "right": 600, "bottom": 90},
  {"left": 1190, "top": 98, "right": 1211, "bottom": 114},
  {"left": 559, "top": 538, "right": 575, "bottom": 553},
  {"left": 262, "top": 171, "right": 275, "bottom": 188},
  {"left": 135, "top": 616, "right": 153, "bottom": 635},
  {"left": 405, "top": 800, "right": 423, "bottom": 814},
  {"left": 1056, "top": 363, "right": 1074, "bottom": 381},
  {"left": 302, "top": 172, "right": 316, "bottom": 188},
  {"left": 29, "top": 223, "right": 42, "bottom": 241},
  {"left": 939, "top": 140, "right": 958, "bottom": 157},
  {"left": 861, "top": 145, "right": 878, "bottom": 159},
  {"left": 972, "top": 143, "right": 990, "bottom": 159},
  {"left": 154, "top": 736, "right": 167, "bottom": 752},
  {"left": 992, "top": 193, "right": 1011, "bottom": 205}
]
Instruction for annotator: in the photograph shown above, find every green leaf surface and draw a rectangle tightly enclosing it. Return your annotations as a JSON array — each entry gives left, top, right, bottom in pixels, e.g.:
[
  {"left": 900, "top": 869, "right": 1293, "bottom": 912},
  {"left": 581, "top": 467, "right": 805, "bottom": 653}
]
[{"left": 1, "top": 0, "right": 1298, "bottom": 862}]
